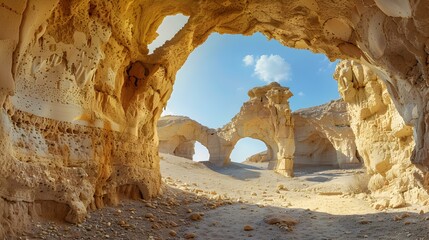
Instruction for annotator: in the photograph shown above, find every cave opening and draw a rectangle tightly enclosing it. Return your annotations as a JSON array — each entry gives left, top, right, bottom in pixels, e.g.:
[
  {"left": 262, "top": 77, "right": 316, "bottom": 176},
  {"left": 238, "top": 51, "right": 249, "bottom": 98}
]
[
  {"left": 160, "top": 32, "right": 347, "bottom": 171},
  {"left": 4, "top": 1, "right": 428, "bottom": 239}
]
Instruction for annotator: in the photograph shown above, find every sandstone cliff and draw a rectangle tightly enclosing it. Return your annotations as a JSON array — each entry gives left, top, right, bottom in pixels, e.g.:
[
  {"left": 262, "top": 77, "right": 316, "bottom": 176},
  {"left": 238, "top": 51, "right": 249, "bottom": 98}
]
[
  {"left": 335, "top": 60, "right": 429, "bottom": 208},
  {"left": 1, "top": 0, "right": 429, "bottom": 236}
]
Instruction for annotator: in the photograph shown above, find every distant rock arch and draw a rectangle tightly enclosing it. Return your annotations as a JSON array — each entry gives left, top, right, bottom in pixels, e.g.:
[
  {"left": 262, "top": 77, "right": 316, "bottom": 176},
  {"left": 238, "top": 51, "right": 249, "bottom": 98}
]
[{"left": 158, "top": 83, "right": 360, "bottom": 176}]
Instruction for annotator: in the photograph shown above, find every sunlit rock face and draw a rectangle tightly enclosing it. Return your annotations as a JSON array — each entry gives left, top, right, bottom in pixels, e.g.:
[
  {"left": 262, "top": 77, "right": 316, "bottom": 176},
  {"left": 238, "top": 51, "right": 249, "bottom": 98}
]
[
  {"left": 293, "top": 100, "right": 359, "bottom": 168},
  {"left": 220, "top": 82, "right": 295, "bottom": 176},
  {"left": 1, "top": 0, "right": 429, "bottom": 236},
  {"left": 158, "top": 83, "right": 295, "bottom": 176},
  {"left": 157, "top": 115, "right": 212, "bottom": 160},
  {"left": 158, "top": 99, "right": 359, "bottom": 169},
  {"left": 335, "top": 60, "right": 429, "bottom": 207}
]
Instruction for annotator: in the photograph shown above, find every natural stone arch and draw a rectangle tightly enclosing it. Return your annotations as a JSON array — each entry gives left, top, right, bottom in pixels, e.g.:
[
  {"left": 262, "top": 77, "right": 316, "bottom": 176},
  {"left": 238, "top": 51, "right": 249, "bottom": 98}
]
[
  {"left": 1, "top": 0, "right": 429, "bottom": 236},
  {"left": 213, "top": 83, "right": 295, "bottom": 176},
  {"left": 159, "top": 83, "right": 294, "bottom": 175},
  {"left": 157, "top": 115, "right": 212, "bottom": 157}
]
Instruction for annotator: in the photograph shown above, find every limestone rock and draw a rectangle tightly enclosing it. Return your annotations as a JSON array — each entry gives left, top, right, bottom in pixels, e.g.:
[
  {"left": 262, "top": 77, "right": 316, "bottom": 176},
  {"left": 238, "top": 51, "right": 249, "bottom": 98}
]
[
  {"left": 159, "top": 82, "right": 295, "bottom": 177},
  {"left": 334, "top": 60, "right": 429, "bottom": 206},
  {"left": 293, "top": 100, "right": 359, "bottom": 167},
  {"left": 159, "top": 98, "right": 360, "bottom": 169},
  {"left": 1, "top": 0, "right": 429, "bottom": 237},
  {"left": 246, "top": 150, "right": 271, "bottom": 163}
]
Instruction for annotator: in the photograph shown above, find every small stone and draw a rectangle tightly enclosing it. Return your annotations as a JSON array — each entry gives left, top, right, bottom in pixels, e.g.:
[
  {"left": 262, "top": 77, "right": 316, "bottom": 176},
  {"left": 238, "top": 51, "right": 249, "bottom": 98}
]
[
  {"left": 243, "top": 225, "right": 254, "bottom": 231},
  {"left": 277, "top": 184, "right": 288, "bottom": 191},
  {"left": 188, "top": 212, "right": 203, "bottom": 221},
  {"left": 264, "top": 214, "right": 298, "bottom": 228},
  {"left": 358, "top": 220, "right": 371, "bottom": 224},
  {"left": 145, "top": 213, "right": 155, "bottom": 218},
  {"left": 151, "top": 223, "right": 161, "bottom": 230},
  {"left": 184, "top": 232, "right": 196, "bottom": 239},
  {"left": 393, "top": 213, "right": 410, "bottom": 221},
  {"left": 169, "top": 230, "right": 177, "bottom": 237}
]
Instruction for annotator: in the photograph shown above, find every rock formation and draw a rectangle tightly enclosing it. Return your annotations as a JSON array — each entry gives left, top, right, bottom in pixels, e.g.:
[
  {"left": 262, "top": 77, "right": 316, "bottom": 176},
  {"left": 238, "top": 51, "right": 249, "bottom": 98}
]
[
  {"left": 157, "top": 115, "right": 212, "bottom": 160},
  {"left": 245, "top": 150, "right": 271, "bottom": 163},
  {"left": 293, "top": 100, "right": 359, "bottom": 167},
  {"left": 334, "top": 60, "right": 429, "bottom": 207},
  {"left": 219, "top": 83, "right": 295, "bottom": 176},
  {"left": 159, "top": 98, "right": 359, "bottom": 169},
  {"left": 1, "top": 0, "right": 429, "bottom": 236},
  {"left": 158, "top": 82, "right": 295, "bottom": 176}
]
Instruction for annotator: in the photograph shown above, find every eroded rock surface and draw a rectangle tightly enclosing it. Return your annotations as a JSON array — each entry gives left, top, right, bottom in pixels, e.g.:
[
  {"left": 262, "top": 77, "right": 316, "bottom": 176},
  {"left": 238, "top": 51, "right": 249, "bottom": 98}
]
[
  {"left": 335, "top": 60, "right": 429, "bottom": 207},
  {"left": 293, "top": 100, "right": 359, "bottom": 167},
  {"left": 159, "top": 98, "right": 360, "bottom": 169},
  {"left": 1, "top": 0, "right": 429, "bottom": 237},
  {"left": 158, "top": 82, "right": 295, "bottom": 176}
]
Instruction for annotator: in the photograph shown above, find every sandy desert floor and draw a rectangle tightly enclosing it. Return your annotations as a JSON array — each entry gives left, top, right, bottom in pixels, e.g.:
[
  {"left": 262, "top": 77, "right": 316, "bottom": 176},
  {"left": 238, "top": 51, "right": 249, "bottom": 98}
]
[{"left": 15, "top": 153, "right": 429, "bottom": 240}]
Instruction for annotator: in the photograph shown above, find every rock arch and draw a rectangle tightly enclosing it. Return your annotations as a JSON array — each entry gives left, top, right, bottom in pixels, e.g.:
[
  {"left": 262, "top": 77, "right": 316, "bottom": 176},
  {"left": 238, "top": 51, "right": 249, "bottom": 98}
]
[
  {"left": 157, "top": 115, "right": 212, "bottom": 157},
  {"left": 158, "top": 84, "right": 359, "bottom": 170},
  {"left": 1, "top": 0, "right": 429, "bottom": 236},
  {"left": 158, "top": 82, "right": 295, "bottom": 176}
]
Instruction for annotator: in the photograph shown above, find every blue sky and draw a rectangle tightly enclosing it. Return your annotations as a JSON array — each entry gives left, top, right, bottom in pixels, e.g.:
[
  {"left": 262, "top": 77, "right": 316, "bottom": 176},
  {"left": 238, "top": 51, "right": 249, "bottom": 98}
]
[{"left": 154, "top": 15, "right": 340, "bottom": 163}]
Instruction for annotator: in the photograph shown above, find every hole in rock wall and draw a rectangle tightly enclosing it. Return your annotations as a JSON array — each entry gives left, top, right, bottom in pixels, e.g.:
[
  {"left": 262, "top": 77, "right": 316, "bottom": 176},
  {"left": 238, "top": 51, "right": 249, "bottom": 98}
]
[
  {"left": 230, "top": 138, "right": 268, "bottom": 163},
  {"left": 147, "top": 14, "right": 189, "bottom": 54},
  {"left": 164, "top": 33, "right": 340, "bottom": 125},
  {"left": 192, "top": 141, "right": 210, "bottom": 162},
  {"left": 162, "top": 33, "right": 340, "bottom": 164}
]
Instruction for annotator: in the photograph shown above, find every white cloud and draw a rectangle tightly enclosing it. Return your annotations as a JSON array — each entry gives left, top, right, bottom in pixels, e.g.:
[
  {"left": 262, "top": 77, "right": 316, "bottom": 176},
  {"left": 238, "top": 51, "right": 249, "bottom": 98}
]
[
  {"left": 254, "top": 55, "right": 291, "bottom": 83},
  {"left": 298, "top": 91, "right": 305, "bottom": 97},
  {"left": 243, "top": 55, "right": 255, "bottom": 66},
  {"left": 161, "top": 107, "right": 177, "bottom": 116}
]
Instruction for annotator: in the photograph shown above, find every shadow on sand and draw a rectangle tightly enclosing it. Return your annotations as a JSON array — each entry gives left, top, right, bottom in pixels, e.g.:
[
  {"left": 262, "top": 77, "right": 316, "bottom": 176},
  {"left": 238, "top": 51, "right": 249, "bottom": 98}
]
[
  {"left": 201, "top": 161, "right": 263, "bottom": 180},
  {"left": 22, "top": 185, "right": 429, "bottom": 240}
]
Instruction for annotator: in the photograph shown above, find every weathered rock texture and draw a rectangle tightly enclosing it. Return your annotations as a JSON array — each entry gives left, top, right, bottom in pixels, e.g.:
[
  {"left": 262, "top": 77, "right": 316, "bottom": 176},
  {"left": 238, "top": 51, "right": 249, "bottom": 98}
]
[
  {"left": 158, "top": 83, "right": 295, "bottom": 176},
  {"left": 335, "top": 60, "right": 429, "bottom": 207},
  {"left": 1, "top": 0, "right": 429, "bottom": 236},
  {"left": 159, "top": 98, "right": 360, "bottom": 169},
  {"left": 293, "top": 100, "right": 360, "bottom": 167},
  {"left": 158, "top": 115, "right": 212, "bottom": 160},
  {"left": 220, "top": 83, "right": 295, "bottom": 176}
]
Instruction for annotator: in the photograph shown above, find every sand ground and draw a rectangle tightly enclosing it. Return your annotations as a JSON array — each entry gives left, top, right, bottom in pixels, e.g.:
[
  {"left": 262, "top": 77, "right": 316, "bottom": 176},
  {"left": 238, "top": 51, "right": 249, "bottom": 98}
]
[{"left": 15, "top": 153, "right": 429, "bottom": 239}]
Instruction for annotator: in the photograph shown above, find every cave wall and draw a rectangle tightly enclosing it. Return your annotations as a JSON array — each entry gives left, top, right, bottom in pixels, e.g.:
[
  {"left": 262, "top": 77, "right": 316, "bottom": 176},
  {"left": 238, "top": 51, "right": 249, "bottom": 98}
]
[
  {"left": 1, "top": 0, "right": 429, "bottom": 236},
  {"left": 335, "top": 60, "right": 429, "bottom": 208}
]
